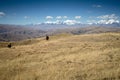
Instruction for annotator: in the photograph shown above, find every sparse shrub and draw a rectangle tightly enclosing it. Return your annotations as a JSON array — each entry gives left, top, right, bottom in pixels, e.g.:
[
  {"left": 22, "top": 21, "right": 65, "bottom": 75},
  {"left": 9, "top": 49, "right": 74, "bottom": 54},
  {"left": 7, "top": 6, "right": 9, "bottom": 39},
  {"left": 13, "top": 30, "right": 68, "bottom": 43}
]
[{"left": 116, "top": 38, "right": 119, "bottom": 40}]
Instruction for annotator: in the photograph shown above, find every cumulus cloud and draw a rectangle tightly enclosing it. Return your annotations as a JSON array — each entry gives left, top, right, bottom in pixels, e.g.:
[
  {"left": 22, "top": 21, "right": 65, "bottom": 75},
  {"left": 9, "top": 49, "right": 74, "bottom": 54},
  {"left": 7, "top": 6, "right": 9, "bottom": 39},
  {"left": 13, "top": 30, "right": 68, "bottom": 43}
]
[
  {"left": 56, "top": 16, "right": 68, "bottom": 19},
  {"left": 63, "top": 19, "right": 80, "bottom": 25},
  {"left": 98, "top": 19, "right": 119, "bottom": 24},
  {"left": 75, "top": 16, "right": 81, "bottom": 19},
  {"left": 0, "top": 12, "right": 5, "bottom": 17},
  {"left": 87, "top": 20, "right": 98, "bottom": 24},
  {"left": 55, "top": 20, "right": 62, "bottom": 24},
  {"left": 92, "top": 5, "right": 102, "bottom": 8},
  {"left": 44, "top": 19, "right": 81, "bottom": 25},
  {"left": 97, "top": 14, "right": 118, "bottom": 19},
  {"left": 86, "top": 14, "right": 120, "bottom": 24},
  {"left": 44, "top": 21, "right": 53, "bottom": 24},
  {"left": 24, "top": 16, "right": 30, "bottom": 19},
  {"left": 46, "top": 16, "right": 53, "bottom": 19},
  {"left": 56, "top": 16, "right": 62, "bottom": 19},
  {"left": 44, "top": 20, "right": 62, "bottom": 24},
  {"left": 63, "top": 16, "right": 68, "bottom": 19},
  {"left": 97, "top": 14, "right": 119, "bottom": 24}
]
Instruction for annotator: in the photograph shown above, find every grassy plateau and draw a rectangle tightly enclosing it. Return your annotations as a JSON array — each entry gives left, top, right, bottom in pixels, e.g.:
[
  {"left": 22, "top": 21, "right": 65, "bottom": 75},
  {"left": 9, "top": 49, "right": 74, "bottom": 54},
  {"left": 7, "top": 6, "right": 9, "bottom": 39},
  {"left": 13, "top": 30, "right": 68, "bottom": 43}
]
[{"left": 0, "top": 32, "right": 120, "bottom": 80}]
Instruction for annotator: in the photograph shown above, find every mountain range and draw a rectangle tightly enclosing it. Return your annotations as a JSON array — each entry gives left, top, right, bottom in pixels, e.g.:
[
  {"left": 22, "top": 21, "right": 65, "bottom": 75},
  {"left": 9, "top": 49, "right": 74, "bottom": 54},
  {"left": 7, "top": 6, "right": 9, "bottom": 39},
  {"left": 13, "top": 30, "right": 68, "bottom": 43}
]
[{"left": 0, "top": 23, "right": 120, "bottom": 41}]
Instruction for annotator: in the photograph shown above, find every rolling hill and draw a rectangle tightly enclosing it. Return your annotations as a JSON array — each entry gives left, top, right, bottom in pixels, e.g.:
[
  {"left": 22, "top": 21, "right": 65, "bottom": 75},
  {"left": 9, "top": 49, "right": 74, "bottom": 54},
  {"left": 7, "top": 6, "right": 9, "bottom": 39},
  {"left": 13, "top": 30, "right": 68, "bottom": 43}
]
[
  {"left": 0, "top": 32, "right": 120, "bottom": 80},
  {"left": 0, "top": 24, "right": 46, "bottom": 41},
  {"left": 0, "top": 24, "right": 120, "bottom": 42}
]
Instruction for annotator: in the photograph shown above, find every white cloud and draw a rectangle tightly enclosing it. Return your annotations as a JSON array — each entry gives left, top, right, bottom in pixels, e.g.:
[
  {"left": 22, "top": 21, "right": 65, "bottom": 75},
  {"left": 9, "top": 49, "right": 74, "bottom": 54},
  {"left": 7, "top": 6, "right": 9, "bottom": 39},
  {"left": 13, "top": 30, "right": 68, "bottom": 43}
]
[
  {"left": 55, "top": 20, "right": 62, "bottom": 24},
  {"left": 24, "top": 16, "right": 30, "bottom": 19},
  {"left": 63, "top": 19, "right": 81, "bottom": 25},
  {"left": 75, "top": 16, "right": 81, "bottom": 19},
  {"left": 97, "top": 14, "right": 119, "bottom": 24},
  {"left": 44, "top": 20, "right": 62, "bottom": 24},
  {"left": 46, "top": 16, "right": 53, "bottom": 19},
  {"left": 92, "top": 5, "right": 102, "bottom": 8},
  {"left": 56, "top": 16, "right": 68, "bottom": 19},
  {"left": 97, "top": 14, "right": 118, "bottom": 19},
  {"left": 0, "top": 12, "right": 5, "bottom": 17},
  {"left": 87, "top": 20, "right": 97, "bottom": 24},
  {"left": 87, "top": 19, "right": 120, "bottom": 25},
  {"left": 44, "top": 19, "right": 81, "bottom": 25},
  {"left": 63, "top": 16, "right": 68, "bottom": 19},
  {"left": 44, "top": 21, "right": 53, "bottom": 24},
  {"left": 56, "top": 16, "right": 62, "bottom": 19},
  {"left": 98, "top": 19, "right": 119, "bottom": 24}
]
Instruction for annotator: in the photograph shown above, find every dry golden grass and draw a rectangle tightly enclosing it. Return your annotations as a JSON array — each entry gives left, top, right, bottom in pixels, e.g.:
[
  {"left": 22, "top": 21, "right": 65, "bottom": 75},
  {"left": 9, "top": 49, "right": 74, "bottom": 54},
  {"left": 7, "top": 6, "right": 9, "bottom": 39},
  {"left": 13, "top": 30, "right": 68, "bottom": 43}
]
[{"left": 0, "top": 33, "right": 120, "bottom": 80}]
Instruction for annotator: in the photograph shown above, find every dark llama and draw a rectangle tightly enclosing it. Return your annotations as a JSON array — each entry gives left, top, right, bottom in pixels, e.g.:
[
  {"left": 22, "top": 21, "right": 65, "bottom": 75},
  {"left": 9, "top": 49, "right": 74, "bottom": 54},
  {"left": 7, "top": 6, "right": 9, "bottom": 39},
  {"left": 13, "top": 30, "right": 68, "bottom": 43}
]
[
  {"left": 46, "top": 35, "right": 49, "bottom": 40},
  {"left": 8, "top": 43, "right": 12, "bottom": 48}
]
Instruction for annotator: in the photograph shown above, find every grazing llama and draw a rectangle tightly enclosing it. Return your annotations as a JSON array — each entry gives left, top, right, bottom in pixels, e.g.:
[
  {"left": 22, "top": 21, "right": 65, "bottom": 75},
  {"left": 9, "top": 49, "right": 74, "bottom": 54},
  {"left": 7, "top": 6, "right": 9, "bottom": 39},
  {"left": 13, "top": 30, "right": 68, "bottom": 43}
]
[
  {"left": 8, "top": 43, "right": 12, "bottom": 48},
  {"left": 46, "top": 35, "right": 49, "bottom": 40}
]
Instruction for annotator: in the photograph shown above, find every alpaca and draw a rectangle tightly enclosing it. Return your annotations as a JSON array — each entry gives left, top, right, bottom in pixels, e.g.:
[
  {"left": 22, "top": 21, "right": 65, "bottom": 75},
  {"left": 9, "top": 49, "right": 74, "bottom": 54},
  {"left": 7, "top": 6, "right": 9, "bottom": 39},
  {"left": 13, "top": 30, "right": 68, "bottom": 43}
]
[
  {"left": 8, "top": 43, "right": 12, "bottom": 48},
  {"left": 46, "top": 35, "right": 49, "bottom": 40}
]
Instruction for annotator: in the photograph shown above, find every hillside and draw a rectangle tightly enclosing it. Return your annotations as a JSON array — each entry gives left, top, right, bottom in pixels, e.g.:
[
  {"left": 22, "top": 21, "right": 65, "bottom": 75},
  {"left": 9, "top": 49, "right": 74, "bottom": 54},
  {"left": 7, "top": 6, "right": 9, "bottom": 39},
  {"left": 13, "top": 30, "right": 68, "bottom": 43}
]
[
  {"left": 70, "top": 26, "right": 120, "bottom": 34},
  {"left": 1, "top": 24, "right": 120, "bottom": 42},
  {"left": 0, "top": 33, "right": 120, "bottom": 80},
  {"left": 0, "top": 24, "right": 46, "bottom": 41}
]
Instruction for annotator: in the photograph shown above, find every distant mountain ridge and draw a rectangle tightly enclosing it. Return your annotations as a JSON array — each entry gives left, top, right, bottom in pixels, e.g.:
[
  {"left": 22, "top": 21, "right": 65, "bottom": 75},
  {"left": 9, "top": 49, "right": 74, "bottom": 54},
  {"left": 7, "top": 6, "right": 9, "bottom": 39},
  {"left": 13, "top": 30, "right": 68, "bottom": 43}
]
[
  {"left": 0, "top": 24, "right": 120, "bottom": 41},
  {"left": 0, "top": 24, "right": 46, "bottom": 41},
  {"left": 25, "top": 22, "right": 120, "bottom": 30}
]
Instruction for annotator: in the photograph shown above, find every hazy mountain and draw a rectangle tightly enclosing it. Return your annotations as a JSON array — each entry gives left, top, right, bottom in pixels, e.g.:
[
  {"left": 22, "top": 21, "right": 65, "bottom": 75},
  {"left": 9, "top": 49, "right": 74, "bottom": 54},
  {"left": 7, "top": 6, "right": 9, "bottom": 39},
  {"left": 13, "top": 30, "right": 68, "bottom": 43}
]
[
  {"left": 0, "top": 24, "right": 46, "bottom": 41},
  {"left": 25, "top": 22, "right": 120, "bottom": 30},
  {"left": 69, "top": 26, "right": 120, "bottom": 35},
  {"left": 0, "top": 23, "right": 120, "bottom": 42}
]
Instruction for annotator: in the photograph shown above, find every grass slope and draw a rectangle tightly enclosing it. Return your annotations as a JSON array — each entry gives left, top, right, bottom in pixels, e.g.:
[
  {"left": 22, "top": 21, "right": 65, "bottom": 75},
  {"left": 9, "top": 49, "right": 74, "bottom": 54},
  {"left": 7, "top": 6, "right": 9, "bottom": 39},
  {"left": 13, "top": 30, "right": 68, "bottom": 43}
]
[{"left": 0, "top": 33, "right": 120, "bottom": 80}]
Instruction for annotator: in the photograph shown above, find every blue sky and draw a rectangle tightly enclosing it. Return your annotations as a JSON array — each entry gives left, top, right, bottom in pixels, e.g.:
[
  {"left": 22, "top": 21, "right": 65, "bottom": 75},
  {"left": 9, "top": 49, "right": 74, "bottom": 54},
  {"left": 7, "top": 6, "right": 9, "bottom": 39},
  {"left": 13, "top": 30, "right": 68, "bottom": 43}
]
[{"left": 0, "top": 0, "right": 120, "bottom": 25}]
